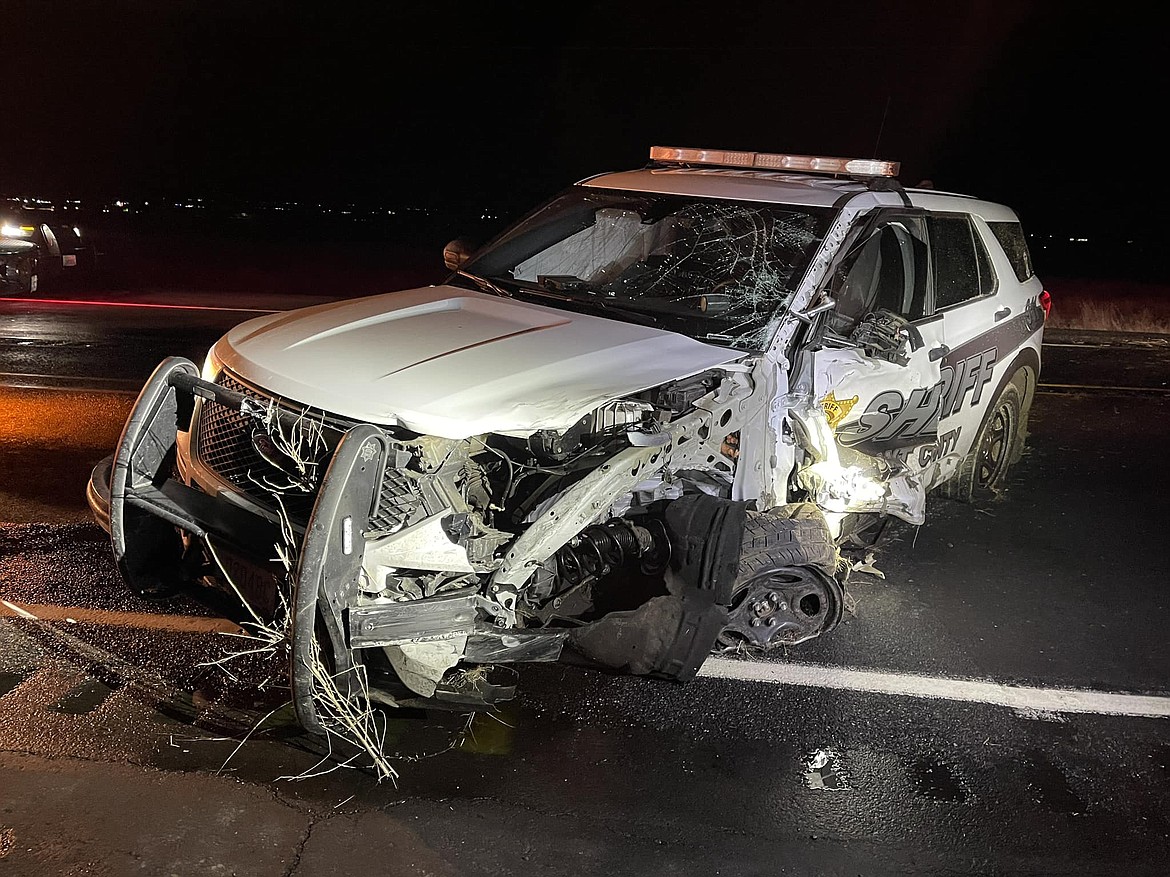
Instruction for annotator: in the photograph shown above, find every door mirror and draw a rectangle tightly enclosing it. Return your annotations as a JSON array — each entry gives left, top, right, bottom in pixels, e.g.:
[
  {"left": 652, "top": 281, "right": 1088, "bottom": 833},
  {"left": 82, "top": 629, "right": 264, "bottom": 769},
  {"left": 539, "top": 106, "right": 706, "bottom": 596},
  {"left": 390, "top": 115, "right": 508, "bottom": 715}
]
[
  {"left": 699, "top": 292, "right": 732, "bottom": 314},
  {"left": 443, "top": 238, "right": 478, "bottom": 271}
]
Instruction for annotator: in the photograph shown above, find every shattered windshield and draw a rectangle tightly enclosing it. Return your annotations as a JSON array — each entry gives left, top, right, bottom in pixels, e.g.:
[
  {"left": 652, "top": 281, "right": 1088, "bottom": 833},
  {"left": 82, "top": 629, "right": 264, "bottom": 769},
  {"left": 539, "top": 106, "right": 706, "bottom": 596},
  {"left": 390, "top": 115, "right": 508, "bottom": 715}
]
[{"left": 463, "top": 188, "right": 834, "bottom": 348}]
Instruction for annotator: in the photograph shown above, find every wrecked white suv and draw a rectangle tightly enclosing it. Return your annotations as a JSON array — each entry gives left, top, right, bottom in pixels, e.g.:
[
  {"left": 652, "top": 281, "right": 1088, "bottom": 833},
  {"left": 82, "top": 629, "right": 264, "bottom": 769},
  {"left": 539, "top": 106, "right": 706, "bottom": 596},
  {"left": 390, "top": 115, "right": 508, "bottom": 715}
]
[{"left": 87, "top": 146, "right": 1048, "bottom": 733}]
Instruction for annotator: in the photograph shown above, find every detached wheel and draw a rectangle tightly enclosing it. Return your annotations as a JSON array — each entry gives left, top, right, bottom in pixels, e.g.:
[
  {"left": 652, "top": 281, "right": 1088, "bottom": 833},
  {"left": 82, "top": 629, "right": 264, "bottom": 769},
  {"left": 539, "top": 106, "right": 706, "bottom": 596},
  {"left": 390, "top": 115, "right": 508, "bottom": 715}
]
[
  {"left": 716, "top": 503, "right": 844, "bottom": 651},
  {"left": 736, "top": 503, "right": 838, "bottom": 575},
  {"left": 943, "top": 376, "right": 1025, "bottom": 502}
]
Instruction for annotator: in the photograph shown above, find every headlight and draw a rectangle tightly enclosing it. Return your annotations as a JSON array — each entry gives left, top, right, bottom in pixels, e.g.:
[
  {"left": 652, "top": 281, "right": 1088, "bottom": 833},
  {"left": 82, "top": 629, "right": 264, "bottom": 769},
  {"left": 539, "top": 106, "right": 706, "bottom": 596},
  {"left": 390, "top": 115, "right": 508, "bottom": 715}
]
[
  {"left": 1, "top": 224, "right": 34, "bottom": 238},
  {"left": 200, "top": 349, "right": 222, "bottom": 383}
]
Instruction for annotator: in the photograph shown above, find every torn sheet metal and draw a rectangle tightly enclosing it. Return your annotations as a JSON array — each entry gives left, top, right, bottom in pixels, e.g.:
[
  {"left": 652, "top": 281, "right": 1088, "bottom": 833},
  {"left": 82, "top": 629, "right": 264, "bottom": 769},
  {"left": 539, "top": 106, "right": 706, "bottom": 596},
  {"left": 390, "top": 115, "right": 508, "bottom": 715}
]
[
  {"left": 788, "top": 316, "right": 950, "bottom": 525},
  {"left": 364, "top": 511, "right": 475, "bottom": 574},
  {"left": 789, "top": 403, "right": 928, "bottom": 525},
  {"left": 385, "top": 637, "right": 468, "bottom": 699}
]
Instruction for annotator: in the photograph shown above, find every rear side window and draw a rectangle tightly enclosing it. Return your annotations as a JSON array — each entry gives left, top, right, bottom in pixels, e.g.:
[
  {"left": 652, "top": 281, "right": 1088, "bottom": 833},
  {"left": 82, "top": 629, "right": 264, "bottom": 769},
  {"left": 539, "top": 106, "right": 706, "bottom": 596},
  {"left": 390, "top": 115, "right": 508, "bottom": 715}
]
[
  {"left": 928, "top": 213, "right": 996, "bottom": 309},
  {"left": 987, "top": 221, "right": 1035, "bottom": 282}
]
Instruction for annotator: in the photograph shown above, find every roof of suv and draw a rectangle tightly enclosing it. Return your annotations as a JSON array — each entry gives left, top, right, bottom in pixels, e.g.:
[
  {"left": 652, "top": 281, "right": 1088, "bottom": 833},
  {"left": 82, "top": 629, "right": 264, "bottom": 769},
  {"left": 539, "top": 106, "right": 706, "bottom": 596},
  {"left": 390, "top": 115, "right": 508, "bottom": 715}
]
[
  {"left": 581, "top": 163, "right": 1021, "bottom": 224},
  {"left": 583, "top": 168, "right": 860, "bottom": 208}
]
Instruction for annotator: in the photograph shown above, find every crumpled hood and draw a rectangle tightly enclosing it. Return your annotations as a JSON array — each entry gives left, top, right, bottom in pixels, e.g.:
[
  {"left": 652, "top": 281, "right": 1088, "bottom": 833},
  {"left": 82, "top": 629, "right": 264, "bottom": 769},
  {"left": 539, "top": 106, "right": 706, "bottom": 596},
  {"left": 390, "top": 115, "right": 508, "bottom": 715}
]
[{"left": 214, "top": 285, "right": 743, "bottom": 439}]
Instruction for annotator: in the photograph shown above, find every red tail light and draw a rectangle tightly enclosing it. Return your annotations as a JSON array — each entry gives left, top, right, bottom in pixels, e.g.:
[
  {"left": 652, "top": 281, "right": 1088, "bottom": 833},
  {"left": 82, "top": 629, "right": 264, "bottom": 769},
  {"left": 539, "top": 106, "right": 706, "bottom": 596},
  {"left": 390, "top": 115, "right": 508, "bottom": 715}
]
[{"left": 1039, "top": 289, "right": 1052, "bottom": 320}]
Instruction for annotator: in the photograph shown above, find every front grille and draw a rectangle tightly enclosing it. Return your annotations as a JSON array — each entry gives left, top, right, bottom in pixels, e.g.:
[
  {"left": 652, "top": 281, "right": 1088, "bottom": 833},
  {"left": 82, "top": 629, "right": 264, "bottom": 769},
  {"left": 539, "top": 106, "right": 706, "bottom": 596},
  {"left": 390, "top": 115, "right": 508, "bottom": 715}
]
[
  {"left": 194, "top": 371, "right": 336, "bottom": 519},
  {"left": 370, "top": 467, "right": 422, "bottom": 534},
  {"left": 194, "top": 370, "right": 422, "bottom": 531}
]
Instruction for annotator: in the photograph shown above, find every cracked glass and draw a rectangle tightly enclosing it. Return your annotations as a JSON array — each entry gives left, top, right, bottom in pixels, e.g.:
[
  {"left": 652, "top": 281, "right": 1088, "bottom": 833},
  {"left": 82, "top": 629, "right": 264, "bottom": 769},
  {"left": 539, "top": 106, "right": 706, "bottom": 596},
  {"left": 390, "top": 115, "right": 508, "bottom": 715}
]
[{"left": 463, "top": 189, "right": 834, "bottom": 349}]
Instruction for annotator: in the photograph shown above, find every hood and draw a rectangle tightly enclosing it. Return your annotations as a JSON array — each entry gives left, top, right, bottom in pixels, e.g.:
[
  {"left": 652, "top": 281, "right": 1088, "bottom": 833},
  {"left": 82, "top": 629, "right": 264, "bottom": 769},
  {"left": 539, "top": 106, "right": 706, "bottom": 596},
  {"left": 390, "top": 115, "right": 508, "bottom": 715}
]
[
  {"left": 0, "top": 238, "right": 36, "bottom": 255},
  {"left": 214, "top": 285, "right": 743, "bottom": 439}
]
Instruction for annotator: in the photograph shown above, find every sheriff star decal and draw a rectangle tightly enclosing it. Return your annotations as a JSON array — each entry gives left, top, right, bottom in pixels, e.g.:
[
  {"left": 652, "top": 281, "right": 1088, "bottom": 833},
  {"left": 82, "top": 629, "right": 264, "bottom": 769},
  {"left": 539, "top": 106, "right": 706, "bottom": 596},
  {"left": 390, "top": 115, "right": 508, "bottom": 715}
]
[{"left": 819, "top": 390, "right": 859, "bottom": 429}]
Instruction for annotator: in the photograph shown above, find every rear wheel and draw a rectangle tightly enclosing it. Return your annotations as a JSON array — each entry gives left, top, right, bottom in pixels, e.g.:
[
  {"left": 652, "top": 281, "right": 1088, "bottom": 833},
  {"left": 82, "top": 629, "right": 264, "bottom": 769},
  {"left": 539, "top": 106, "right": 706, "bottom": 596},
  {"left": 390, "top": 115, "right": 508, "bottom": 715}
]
[{"left": 942, "top": 375, "right": 1027, "bottom": 502}]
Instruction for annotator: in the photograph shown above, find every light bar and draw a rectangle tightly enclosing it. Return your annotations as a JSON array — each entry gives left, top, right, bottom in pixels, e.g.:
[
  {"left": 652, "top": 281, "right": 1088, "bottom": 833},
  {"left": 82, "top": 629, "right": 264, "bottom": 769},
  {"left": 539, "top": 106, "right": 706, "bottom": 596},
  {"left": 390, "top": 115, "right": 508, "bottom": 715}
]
[{"left": 649, "top": 146, "right": 899, "bottom": 178}]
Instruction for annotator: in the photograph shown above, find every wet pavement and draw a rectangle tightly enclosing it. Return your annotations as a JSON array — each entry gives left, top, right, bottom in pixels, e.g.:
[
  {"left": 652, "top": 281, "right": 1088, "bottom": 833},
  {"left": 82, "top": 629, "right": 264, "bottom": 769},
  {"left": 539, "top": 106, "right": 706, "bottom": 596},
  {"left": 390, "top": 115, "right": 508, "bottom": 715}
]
[{"left": 0, "top": 297, "right": 1168, "bottom": 874}]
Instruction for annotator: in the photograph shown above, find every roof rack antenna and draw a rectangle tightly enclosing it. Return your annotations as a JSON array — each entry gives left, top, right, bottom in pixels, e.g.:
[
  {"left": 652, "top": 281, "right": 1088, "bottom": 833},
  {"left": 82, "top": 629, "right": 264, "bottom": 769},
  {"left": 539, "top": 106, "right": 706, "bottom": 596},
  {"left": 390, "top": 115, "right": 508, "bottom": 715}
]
[{"left": 872, "top": 95, "right": 892, "bottom": 159}]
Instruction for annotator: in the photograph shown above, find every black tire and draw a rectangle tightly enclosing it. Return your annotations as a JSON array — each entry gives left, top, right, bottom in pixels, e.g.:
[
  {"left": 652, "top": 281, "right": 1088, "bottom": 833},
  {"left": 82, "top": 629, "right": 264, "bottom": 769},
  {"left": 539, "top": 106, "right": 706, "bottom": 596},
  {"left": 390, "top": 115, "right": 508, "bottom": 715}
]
[
  {"left": 715, "top": 504, "right": 842, "bottom": 650},
  {"left": 942, "top": 376, "right": 1025, "bottom": 502},
  {"left": 736, "top": 503, "right": 839, "bottom": 580}
]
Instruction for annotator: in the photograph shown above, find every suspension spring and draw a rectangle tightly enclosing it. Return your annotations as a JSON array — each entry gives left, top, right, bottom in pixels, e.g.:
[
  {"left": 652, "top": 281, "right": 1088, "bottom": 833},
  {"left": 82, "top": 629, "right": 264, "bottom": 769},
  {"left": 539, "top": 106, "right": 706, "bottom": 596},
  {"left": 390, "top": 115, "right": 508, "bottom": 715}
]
[{"left": 557, "top": 518, "right": 651, "bottom": 586}]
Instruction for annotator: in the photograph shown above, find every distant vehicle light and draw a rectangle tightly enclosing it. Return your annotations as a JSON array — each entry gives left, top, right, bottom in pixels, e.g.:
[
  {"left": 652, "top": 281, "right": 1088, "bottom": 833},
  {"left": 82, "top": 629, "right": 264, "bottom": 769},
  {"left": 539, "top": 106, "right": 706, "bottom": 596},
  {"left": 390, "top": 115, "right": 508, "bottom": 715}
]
[
  {"left": 1, "top": 224, "right": 35, "bottom": 237},
  {"left": 73, "top": 227, "right": 81, "bottom": 238},
  {"left": 649, "top": 146, "right": 900, "bottom": 178}
]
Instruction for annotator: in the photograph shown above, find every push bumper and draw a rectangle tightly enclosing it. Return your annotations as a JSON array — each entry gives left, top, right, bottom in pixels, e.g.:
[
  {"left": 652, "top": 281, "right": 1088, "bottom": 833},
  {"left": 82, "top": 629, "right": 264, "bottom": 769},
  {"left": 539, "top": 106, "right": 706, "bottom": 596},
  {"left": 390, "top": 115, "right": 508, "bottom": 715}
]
[
  {"left": 86, "top": 453, "right": 113, "bottom": 535},
  {"left": 90, "top": 355, "right": 381, "bottom": 733}
]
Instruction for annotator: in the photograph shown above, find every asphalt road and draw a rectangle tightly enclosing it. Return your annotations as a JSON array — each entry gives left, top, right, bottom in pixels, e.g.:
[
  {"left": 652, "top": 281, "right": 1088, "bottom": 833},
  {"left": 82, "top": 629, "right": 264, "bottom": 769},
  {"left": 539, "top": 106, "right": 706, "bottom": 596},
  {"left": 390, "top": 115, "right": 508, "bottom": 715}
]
[{"left": 1, "top": 290, "right": 1168, "bottom": 876}]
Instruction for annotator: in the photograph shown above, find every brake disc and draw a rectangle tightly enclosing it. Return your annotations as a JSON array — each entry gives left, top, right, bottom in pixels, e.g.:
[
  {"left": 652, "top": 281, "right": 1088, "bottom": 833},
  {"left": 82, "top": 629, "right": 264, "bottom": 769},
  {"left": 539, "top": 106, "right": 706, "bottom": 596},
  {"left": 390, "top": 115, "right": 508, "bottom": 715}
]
[{"left": 718, "top": 565, "right": 844, "bottom": 650}]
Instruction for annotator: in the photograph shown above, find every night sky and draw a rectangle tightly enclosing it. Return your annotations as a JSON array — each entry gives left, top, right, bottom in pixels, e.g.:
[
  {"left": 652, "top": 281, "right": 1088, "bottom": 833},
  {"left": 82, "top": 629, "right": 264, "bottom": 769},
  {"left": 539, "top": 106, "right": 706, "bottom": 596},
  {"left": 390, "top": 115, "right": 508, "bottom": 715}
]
[{"left": 3, "top": 1, "right": 1164, "bottom": 238}]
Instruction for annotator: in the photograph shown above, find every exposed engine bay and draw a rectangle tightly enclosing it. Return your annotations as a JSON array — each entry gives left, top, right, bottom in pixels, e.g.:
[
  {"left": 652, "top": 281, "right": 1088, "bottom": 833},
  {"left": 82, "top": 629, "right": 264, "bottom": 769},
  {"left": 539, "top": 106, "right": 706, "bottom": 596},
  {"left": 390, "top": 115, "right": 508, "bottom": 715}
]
[{"left": 184, "top": 356, "right": 845, "bottom": 713}]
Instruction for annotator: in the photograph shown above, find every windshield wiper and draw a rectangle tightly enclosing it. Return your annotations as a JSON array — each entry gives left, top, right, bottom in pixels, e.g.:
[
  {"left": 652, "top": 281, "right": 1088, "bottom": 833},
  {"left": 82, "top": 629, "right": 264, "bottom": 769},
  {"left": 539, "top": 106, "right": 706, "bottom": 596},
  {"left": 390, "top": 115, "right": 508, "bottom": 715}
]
[
  {"left": 533, "top": 285, "right": 661, "bottom": 327},
  {"left": 456, "top": 270, "right": 513, "bottom": 299}
]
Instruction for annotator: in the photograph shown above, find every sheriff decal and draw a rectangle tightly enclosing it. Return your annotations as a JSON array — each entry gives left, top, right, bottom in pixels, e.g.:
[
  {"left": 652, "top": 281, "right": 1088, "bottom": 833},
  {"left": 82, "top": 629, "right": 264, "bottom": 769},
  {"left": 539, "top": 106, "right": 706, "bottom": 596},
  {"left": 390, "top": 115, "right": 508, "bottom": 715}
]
[{"left": 835, "top": 346, "right": 998, "bottom": 452}]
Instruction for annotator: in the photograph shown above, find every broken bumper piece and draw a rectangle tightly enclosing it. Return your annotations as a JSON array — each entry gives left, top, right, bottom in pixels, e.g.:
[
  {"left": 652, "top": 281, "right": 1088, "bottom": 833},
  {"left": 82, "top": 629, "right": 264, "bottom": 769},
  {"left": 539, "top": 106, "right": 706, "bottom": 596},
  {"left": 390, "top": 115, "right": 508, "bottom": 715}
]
[{"left": 89, "top": 356, "right": 753, "bottom": 737}]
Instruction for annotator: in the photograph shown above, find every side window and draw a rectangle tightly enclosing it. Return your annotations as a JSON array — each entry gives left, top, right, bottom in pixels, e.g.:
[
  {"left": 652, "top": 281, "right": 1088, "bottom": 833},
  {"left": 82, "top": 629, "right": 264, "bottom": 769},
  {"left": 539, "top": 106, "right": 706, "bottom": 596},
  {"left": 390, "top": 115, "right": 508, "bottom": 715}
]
[
  {"left": 827, "top": 216, "right": 929, "bottom": 334},
  {"left": 39, "top": 224, "right": 60, "bottom": 257},
  {"left": 987, "top": 221, "right": 1035, "bottom": 282},
  {"left": 927, "top": 214, "right": 996, "bottom": 309}
]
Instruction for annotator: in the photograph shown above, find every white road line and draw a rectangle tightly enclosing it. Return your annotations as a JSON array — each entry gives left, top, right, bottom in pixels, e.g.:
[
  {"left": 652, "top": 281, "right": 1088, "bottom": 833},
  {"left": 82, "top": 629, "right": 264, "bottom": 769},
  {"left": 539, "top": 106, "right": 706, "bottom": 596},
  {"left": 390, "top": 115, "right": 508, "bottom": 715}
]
[
  {"left": 0, "top": 599, "right": 243, "bottom": 634},
  {"left": 0, "top": 372, "right": 142, "bottom": 393},
  {"left": 1038, "top": 381, "right": 1170, "bottom": 394},
  {"left": 1043, "top": 341, "right": 1168, "bottom": 349},
  {"left": 698, "top": 657, "right": 1170, "bottom": 718},
  {"left": 0, "top": 599, "right": 38, "bottom": 620}
]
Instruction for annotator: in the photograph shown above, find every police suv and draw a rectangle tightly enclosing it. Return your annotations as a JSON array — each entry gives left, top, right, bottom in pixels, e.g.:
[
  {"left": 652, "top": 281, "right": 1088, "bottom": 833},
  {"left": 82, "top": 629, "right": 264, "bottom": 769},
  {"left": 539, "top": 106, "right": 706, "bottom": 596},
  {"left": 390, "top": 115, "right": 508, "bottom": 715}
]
[{"left": 88, "top": 146, "right": 1048, "bottom": 729}]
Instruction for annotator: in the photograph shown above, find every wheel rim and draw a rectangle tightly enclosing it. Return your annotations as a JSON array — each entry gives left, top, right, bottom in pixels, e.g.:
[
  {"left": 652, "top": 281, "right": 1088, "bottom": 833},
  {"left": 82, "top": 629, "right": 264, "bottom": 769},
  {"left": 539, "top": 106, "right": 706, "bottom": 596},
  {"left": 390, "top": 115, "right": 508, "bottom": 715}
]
[
  {"left": 717, "top": 565, "right": 844, "bottom": 650},
  {"left": 975, "top": 400, "right": 1015, "bottom": 490}
]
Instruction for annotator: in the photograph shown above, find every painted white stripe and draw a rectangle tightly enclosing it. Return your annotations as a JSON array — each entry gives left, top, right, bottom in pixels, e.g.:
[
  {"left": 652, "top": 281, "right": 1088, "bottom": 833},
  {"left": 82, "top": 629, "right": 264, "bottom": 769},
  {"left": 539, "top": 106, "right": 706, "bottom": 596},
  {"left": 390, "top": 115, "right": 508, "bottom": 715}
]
[
  {"left": 1043, "top": 341, "right": 1168, "bottom": 349},
  {"left": 0, "top": 599, "right": 38, "bottom": 620},
  {"left": 1038, "top": 381, "right": 1170, "bottom": 394},
  {"left": 0, "top": 372, "right": 142, "bottom": 393},
  {"left": 698, "top": 657, "right": 1170, "bottom": 718},
  {"left": 0, "top": 599, "right": 243, "bottom": 634}
]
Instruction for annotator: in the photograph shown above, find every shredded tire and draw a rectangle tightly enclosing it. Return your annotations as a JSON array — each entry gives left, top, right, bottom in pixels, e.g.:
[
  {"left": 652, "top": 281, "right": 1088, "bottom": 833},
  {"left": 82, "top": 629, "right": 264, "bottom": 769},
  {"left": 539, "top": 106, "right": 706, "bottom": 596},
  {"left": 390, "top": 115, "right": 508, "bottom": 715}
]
[
  {"left": 736, "top": 503, "right": 839, "bottom": 579},
  {"left": 715, "top": 503, "right": 843, "bottom": 651}
]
